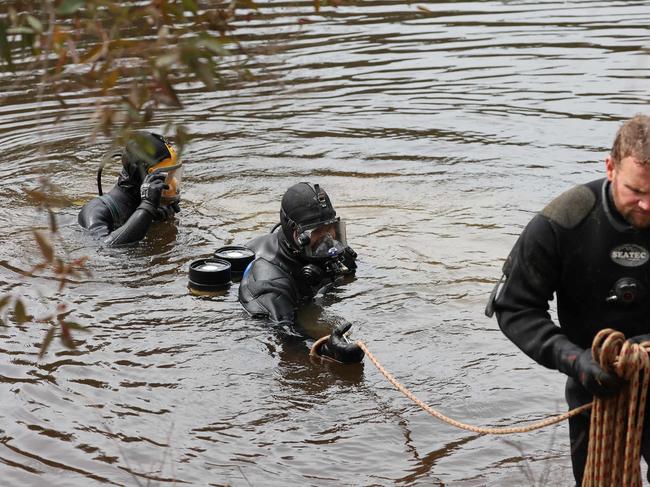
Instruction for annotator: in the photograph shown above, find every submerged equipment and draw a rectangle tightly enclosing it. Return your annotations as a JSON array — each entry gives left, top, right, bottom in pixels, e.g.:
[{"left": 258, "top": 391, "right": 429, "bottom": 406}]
[
  {"left": 188, "top": 258, "right": 232, "bottom": 292},
  {"left": 214, "top": 246, "right": 255, "bottom": 274},
  {"left": 188, "top": 246, "right": 255, "bottom": 294}
]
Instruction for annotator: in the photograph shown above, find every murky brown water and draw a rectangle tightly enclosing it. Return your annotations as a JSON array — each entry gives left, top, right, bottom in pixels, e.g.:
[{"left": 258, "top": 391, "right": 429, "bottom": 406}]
[{"left": 2, "top": 0, "right": 650, "bottom": 485}]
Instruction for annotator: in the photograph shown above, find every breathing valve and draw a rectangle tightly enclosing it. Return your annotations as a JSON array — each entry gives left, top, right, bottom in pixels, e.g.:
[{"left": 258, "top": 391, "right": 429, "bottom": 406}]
[{"left": 606, "top": 277, "right": 642, "bottom": 305}]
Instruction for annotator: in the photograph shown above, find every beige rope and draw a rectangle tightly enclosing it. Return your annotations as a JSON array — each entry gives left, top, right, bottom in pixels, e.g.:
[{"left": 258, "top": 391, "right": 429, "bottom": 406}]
[
  {"left": 342, "top": 330, "right": 650, "bottom": 482},
  {"left": 582, "top": 329, "right": 650, "bottom": 487},
  {"left": 309, "top": 335, "right": 344, "bottom": 365},
  {"left": 351, "top": 339, "right": 592, "bottom": 435}
]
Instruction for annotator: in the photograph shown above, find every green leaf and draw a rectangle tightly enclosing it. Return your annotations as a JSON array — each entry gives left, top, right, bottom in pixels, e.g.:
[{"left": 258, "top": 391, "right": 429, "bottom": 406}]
[
  {"left": 14, "top": 299, "right": 31, "bottom": 325},
  {"left": 198, "top": 37, "right": 229, "bottom": 57},
  {"left": 80, "top": 44, "right": 103, "bottom": 64},
  {"left": 7, "top": 27, "right": 34, "bottom": 35},
  {"left": 239, "top": 0, "right": 258, "bottom": 10},
  {"left": 182, "top": 0, "right": 198, "bottom": 14},
  {"left": 26, "top": 16, "right": 43, "bottom": 34},
  {"left": 56, "top": 0, "right": 85, "bottom": 15},
  {"left": 0, "top": 294, "right": 10, "bottom": 311},
  {"left": 0, "top": 21, "right": 13, "bottom": 69},
  {"left": 192, "top": 60, "right": 216, "bottom": 90},
  {"left": 39, "top": 327, "right": 56, "bottom": 358},
  {"left": 33, "top": 230, "right": 54, "bottom": 263},
  {"left": 62, "top": 321, "right": 88, "bottom": 332},
  {"left": 155, "top": 52, "right": 178, "bottom": 69}
]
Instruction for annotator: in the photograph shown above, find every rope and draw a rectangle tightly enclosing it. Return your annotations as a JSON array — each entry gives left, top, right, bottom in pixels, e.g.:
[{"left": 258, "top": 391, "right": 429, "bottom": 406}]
[
  {"left": 344, "top": 330, "right": 650, "bottom": 483},
  {"left": 309, "top": 335, "right": 343, "bottom": 365},
  {"left": 353, "top": 339, "right": 592, "bottom": 435},
  {"left": 581, "top": 329, "right": 650, "bottom": 487}
]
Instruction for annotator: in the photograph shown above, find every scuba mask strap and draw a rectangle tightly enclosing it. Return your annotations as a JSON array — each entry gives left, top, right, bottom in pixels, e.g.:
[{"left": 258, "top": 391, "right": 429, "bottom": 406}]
[
  {"left": 312, "top": 183, "right": 329, "bottom": 223},
  {"left": 96, "top": 149, "right": 123, "bottom": 196},
  {"left": 281, "top": 208, "right": 305, "bottom": 249}
]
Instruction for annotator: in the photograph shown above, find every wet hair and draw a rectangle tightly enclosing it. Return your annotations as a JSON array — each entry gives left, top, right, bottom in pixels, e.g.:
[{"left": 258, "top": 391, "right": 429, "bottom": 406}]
[{"left": 611, "top": 114, "right": 650, "bottom": 165}]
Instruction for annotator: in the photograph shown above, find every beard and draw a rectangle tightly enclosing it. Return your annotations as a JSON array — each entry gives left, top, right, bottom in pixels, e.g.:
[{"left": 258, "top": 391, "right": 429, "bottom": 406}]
[{"left": 621, "top": 209, "right": 650, "bottom": 229}]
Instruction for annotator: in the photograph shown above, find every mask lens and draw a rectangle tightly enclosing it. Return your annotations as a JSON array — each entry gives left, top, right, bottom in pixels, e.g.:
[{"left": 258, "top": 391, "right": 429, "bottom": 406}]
[{"left": 299, "top": 220, "right": 347, "bottom": 259}]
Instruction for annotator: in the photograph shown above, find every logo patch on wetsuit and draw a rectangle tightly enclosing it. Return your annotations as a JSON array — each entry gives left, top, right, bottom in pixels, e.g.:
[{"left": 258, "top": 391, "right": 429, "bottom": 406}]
[{"left": 610, "top": 244, "right": 649, "bottom": 267}]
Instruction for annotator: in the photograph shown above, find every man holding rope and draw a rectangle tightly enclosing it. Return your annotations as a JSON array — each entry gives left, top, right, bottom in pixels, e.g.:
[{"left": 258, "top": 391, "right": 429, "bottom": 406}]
[{"left": 488, "top": 114, "right": 650, "bottom": 485}]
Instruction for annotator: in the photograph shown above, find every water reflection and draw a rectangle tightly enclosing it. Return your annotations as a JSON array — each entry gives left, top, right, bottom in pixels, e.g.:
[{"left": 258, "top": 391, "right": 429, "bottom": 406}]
[{"left": 1, "top": 0, "right": 650, "bottom": 485}]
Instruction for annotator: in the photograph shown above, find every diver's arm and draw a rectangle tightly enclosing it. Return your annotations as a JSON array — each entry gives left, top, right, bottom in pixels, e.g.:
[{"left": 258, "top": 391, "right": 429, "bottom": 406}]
[
  {"left": 495, "top": 214, "right": 622, "bottom": 395},
  {"left": 493, "top": 215, "right": 621, "bottom": 395},
  {"left": 78, "top": 196, "right": 157, "bottom": 246},
  {"left": 494, "top": 214, "right": 578, "bottom": 370},
  {"left": 104, "top": 172, "right": 168, "bottom": 246},
  {"left": 104, "top": 204, "right": 156, "bottom": 246},
  {"left": 238, "top": 258, "right": 302, "bottom": 334},
  {"left": 78, "top": 198, "right": 115, "bottom": 239}
]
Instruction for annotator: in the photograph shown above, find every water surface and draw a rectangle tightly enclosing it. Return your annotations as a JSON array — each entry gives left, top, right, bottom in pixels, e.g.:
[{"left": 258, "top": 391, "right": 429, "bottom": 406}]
[{"left": 1, "top": 0, "right": 650, "bottom": 485}]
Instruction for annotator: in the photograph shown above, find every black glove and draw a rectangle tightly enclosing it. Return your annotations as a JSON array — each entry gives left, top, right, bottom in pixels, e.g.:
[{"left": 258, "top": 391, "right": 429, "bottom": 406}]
[
  {"left": 628, "top": 333, "right": 650, "bottom": 345},
  {"left": 140, "top": 172, "right": 169, "bottom": 208},
  {"left": 318, "top": 323, "right": 364, "bottom": 364},
  {"left": 341, "top": 246, "right": 357, "bottom": 273},
  {"left": 154, "top": 201, "right": 181, "bottom": 222},
  {"left": 565, "top": 349, "right": 623, "bottom": 398}
]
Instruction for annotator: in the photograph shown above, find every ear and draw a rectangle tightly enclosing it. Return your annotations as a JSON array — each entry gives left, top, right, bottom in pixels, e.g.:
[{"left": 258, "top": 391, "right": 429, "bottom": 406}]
[{"left": 605, "top": 155, "right": 616, "bottom": 181}]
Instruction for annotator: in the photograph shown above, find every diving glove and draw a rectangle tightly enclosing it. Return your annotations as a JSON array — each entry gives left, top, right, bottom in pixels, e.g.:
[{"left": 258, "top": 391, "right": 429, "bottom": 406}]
[
  {"left": 562, "top": 348, "right": 623, "bottom": 398},
  {"left": 318, "top": 323, "right": 364, "bottom": 364},
  {"left": 628, "top": 333, "right": 650, "bottom": 345},
  {"left": 341, "top": 246, "right": 358, "bottom": 272},
  {"left": 154, "top": 201, "right": 181, "bottom": 222},
  {"left": 140, "top": 172, "right": 169, "bottom": 208}
]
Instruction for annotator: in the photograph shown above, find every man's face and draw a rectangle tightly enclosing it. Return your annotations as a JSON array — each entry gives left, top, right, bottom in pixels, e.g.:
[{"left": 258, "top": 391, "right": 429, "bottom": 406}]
[
  {"left": 606, "top": 155, "right": 650, "bottom": 229},
  {"left": 308, "top": 223, "right": 337, "bottom": 250}
]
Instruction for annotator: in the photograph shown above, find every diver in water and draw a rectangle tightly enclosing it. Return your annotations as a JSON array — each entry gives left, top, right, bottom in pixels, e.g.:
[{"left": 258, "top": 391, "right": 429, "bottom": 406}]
[
  {"left": 238, "top": 182, "right": 364, "bottom": 363},
  {"left": 78, "top": 132, "right": 183, "bottom": 246}
]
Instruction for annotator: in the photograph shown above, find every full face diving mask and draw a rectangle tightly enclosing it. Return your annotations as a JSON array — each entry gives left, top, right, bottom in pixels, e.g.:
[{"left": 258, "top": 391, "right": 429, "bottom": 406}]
[
  {"left": 96, "top": 135, "right": 183, "bottom": 205},
  {"left": 295, "top": 218, "right": 347, "bottom": 262},
  {"left": 146, "top": 142, "right": 183, "bottom": 205}
]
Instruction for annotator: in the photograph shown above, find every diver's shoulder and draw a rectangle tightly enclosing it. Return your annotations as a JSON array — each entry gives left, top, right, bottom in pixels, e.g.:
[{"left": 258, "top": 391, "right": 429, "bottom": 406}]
[{"left": 540, "top": 179, "right": 601, "bottom": 229}]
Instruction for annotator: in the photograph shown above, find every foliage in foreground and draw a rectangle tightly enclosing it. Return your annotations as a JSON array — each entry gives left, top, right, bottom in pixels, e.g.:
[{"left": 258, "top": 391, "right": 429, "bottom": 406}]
[{"left": 0, "top": 0, "right": 257, "bottom": 355}]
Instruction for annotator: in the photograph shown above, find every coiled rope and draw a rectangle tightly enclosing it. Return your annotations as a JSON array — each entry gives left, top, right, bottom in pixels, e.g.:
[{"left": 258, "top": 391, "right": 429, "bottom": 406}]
[{"left": 582, "top": 329, "right": 650, "bottom": 487}]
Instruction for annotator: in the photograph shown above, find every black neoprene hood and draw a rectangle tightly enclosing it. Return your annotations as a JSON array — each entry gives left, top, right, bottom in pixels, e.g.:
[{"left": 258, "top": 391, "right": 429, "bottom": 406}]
[
  {"left": 280, "top": 182, "right": 337, "bottom": 246},
  {"left": 123, "top": 132, "right": 172, "bottom": 172},
  {"left": 117, "top": 132, "right": 173, "bottom": 193}
]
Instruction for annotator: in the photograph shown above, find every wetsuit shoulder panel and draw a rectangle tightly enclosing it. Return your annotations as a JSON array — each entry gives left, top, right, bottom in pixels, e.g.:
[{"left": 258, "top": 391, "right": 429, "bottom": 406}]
[{"left": 541, "top": 184, "right": 596, "bottom": 230}]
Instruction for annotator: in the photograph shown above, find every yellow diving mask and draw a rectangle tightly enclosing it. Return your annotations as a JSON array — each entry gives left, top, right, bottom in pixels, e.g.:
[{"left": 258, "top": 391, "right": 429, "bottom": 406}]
[{"left": 148, "top": 142, "right": 183, "bottom": 204}]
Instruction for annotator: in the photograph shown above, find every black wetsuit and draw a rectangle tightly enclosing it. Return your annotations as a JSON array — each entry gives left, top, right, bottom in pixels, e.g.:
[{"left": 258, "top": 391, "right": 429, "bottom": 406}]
[
  {"left": 493, "top": 177, "right": 650, "bottom": 484},
  {"left": 78, "top": 188, "right": 157, "bottom": 246},
  {"left": 238, "top": 231, "right": 356, "bottom": 335},
  {"left": 78, "top": 167, "right": 163, "bottom": 246}
]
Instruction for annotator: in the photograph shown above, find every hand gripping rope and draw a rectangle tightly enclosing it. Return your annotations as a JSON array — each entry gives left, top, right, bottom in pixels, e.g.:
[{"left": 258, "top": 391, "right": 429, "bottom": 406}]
[
  {"left": 314, "top": 328, "right": 650, "bottom": 485},
  {"left": 581, "top": 329, "right": 650, "bottom": 487}
]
